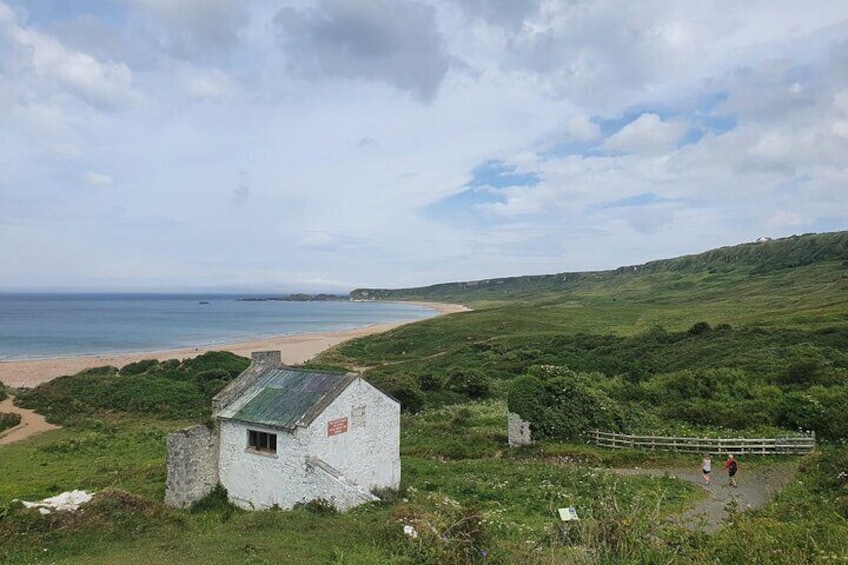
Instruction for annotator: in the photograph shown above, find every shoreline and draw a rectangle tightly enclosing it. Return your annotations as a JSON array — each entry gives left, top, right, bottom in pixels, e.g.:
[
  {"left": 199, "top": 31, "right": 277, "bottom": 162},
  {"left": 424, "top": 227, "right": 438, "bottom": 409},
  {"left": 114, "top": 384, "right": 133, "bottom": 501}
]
[{"left": 0, "top": 302, "right": 469, "bottom": 389}]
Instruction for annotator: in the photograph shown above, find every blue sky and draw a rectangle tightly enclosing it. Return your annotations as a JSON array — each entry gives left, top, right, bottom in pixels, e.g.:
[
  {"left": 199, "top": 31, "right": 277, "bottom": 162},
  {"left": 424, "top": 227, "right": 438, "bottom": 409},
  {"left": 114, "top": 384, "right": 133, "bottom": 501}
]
[{"left": 1, "top": 0, "right": 847, "bottom": 292}]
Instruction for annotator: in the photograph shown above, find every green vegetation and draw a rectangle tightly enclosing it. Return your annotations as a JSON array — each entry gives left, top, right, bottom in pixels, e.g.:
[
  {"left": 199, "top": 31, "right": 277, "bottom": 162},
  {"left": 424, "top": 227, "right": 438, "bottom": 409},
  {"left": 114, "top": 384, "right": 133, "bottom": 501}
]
[
  {"left": 2, "top": 231, "right": 848, "bottom": 562},
  {"left": 13, "top": 352, "right": 249, "bottom": 426},
  {"left": 0, "top": 412, "right": 21, "bottom": 434},
  {"left": 0, "top": 381, "right": 19, "bottom": 434},
  {"left": 350, "top": 230, "right": 848, "bottom": 309},
  {"left": 330, "top": 232, "right": 848, "bottom": 443}
]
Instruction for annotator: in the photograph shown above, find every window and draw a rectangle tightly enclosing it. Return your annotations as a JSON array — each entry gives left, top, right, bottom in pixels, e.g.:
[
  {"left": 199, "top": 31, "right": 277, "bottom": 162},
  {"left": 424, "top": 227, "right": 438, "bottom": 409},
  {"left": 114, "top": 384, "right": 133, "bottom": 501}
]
[{"left": 248, "top": 429, "right": 277, "bottom": 453}]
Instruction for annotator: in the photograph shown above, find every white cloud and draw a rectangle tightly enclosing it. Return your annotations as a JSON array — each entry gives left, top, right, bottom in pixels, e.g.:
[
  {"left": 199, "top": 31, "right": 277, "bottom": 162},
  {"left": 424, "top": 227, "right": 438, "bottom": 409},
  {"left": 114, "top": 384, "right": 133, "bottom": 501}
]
[
  {"left": 0, "top": 1, "right": 143, "bottom": 111},
  {"left": 565, "top": 114, "right": 600, "bottom": 141},
  {"left": 185, "top": 68, "right": 237, "bottom": 99},
  {"left": 603, "top": 114, "right": 687, "bottom": 155},
  {"left": 1, "top": 0, "right": 847, "bottom": 291},
  {"left": 82, "top": 171, "right": 114, "bottom": 187}
]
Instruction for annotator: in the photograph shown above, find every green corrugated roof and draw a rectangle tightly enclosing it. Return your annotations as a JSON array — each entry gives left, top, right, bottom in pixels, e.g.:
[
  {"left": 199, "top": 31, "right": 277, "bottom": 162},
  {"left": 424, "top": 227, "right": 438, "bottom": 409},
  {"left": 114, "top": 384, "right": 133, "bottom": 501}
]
[{"left": 224, "top": 368, "right": 357, "bottom": 430}]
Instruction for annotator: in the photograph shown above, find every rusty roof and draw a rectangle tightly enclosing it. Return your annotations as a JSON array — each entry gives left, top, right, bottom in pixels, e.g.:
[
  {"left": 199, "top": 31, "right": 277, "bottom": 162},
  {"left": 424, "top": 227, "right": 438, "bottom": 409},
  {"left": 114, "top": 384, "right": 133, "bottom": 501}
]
[{"left": 217, "top": 368, "right": 358, "bottom": 431}]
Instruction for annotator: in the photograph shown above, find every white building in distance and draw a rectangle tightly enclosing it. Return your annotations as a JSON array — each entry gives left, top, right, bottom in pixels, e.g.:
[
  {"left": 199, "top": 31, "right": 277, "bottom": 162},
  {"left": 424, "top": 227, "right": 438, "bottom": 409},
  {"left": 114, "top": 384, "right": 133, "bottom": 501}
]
[{"left": 165, "top": 351, "right": 401, "bottom": 511}]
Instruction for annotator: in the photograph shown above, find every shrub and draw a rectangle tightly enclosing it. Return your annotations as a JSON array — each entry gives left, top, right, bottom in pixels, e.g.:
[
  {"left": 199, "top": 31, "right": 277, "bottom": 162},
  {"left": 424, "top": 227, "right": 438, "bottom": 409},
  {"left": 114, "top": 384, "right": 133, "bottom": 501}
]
[
  {"left": 118, "top": 359, "right": 160, "bottom": 376},
  {"left": 506, "top": 374, "right": 546, "bottom": 421},
  {"left": 688, "top": 321, "right": 712, "bottom": 335},
  {"left": 385, "top": 497, "right": 488, "bottom": 565},
  {"left": 777, "top": 392, "right": 824, "bottom": 433},
  {"left": 372, "top": 373, "right": 424, "bottom": 413},
  {"left": 190, "top": 484, "right": 237, "bottom": 521},
  {"left": 444, "top": 369, "right": 490, "bottom": 399},
  {"left": 508, "top": 366, "right": 622, "bottom": 441},
  {"left": 0, "top": 412, "right": 21, "bottom": 433}
]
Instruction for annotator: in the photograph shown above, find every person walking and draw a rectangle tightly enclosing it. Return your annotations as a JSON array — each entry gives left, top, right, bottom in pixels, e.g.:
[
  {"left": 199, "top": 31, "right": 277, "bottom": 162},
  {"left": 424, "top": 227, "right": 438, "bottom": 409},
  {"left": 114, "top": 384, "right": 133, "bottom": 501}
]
[
  {"left": 702, "top": 454, "right": 711, "bottom": 485},
  {"left": 725, "top": 454, "right": 738, "bottom": 487}
]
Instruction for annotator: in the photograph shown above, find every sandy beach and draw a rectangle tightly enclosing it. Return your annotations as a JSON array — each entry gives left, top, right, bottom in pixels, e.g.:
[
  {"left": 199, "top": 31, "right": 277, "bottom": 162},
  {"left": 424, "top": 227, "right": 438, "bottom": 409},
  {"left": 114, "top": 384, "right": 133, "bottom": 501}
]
[{"left": 0, "top": 302, "right": 469, "bottom": 389}]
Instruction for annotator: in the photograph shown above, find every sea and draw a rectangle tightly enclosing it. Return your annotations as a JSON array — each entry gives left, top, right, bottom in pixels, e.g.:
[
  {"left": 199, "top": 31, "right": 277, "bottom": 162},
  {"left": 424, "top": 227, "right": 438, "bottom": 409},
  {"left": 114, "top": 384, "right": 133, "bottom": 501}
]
[{"left": 0, "top": 293, "right": 438, "bottom": 361}]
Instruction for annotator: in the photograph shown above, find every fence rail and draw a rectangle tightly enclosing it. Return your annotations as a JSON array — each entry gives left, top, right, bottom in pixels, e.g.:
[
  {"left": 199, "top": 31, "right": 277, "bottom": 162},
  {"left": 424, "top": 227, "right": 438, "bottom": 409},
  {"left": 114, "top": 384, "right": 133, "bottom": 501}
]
[{"left": 587, "top": 429, "right": 815, "bottom": 455}]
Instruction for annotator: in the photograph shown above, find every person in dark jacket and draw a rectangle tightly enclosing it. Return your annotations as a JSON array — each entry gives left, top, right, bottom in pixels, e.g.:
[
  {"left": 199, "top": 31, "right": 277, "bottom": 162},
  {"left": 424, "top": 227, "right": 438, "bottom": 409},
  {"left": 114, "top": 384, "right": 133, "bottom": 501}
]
[{"left": 725, "top": 454, "right": 738, "bottom": 487}]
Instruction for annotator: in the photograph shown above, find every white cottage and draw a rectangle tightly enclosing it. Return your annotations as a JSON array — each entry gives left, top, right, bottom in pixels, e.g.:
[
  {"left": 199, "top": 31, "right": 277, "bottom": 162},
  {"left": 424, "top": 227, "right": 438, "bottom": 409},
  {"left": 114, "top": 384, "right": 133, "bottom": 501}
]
[{"left": 165, "top": 351, "right": 401, "bottom": 511}]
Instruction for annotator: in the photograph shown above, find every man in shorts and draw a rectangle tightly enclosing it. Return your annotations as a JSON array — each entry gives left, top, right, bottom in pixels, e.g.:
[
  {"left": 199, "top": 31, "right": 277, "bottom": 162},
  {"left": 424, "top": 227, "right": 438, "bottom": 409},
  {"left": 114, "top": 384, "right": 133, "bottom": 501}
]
[{"left": 725, "top": 454, "right": 738, "bottom": 487}]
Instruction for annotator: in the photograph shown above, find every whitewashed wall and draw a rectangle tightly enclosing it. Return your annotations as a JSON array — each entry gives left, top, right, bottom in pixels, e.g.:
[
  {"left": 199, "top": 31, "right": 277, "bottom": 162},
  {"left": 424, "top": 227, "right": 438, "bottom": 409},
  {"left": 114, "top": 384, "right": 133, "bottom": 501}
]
[
  {"left": 217, "top": 377, "right": 400, "bottom": 511},
  {"left": 218, "top": 419, "right": 308, "bottom": 510},
  {"left": 304, "top": 378, "right": 401, "bottom": 492}
]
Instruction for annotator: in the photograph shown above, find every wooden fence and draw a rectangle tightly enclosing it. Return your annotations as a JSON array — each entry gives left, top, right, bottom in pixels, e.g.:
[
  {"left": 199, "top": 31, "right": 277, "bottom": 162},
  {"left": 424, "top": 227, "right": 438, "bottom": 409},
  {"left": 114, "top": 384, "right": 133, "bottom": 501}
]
[{"left": 587, "top": 429, "right": 815, "bottom": 455}]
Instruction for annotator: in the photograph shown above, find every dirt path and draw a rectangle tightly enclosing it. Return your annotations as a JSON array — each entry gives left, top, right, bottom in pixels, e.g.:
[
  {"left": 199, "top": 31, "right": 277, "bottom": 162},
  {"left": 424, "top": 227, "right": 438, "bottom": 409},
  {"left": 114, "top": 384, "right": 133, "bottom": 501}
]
[
  {"left": 614, "top": 461, "right": 798, "bottom": 533},
  {"left": 0, "top": 396, "right": 60, "bottom": 445}
]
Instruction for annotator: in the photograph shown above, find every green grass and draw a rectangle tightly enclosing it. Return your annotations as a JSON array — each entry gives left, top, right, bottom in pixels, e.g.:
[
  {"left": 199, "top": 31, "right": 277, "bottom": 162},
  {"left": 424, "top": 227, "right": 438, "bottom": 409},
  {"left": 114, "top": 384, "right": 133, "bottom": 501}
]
[
  {"left": 3, "top": 232, "right": 848, "bottom": 563},
  {"left": 0, "top": 400, "right": 703, "bottom": 564},
  {"left": 2, "top": 394, "right": 845, "bottom": 564},
  {"left": 0, "top": 417, "right": 187, "bottom": 505}
]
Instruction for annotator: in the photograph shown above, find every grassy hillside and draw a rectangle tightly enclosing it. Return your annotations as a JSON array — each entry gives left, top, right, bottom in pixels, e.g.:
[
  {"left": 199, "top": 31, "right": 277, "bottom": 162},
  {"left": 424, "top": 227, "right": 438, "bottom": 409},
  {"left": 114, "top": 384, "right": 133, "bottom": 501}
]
[{"left": 351, "top": 231, "right": 848, "bottom": 315}]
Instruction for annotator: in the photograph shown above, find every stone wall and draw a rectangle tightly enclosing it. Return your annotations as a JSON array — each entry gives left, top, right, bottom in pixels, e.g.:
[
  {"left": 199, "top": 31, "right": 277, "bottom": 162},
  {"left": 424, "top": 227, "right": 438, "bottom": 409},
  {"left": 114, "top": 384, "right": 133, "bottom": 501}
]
[
  {"left": 164, "top": 424, "right": 220, "bottom": 508},
  {"left": 508, "top": 411, "right": 533, "bottom": 446}
]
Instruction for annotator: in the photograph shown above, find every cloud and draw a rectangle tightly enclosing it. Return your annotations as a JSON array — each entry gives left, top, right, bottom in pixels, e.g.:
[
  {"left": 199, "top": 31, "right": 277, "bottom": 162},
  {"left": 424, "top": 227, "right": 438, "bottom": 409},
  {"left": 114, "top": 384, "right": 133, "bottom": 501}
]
[
  {"left": 82, "top": 171, "right": 114, "bottom": 187},
  {"left": 127, "top": 0, "right": 249, "bottom": 60},
  {"left": 0, "top": 2, "right": 142, "bottom": 111},
  {"left": 273, "top": 0, "right": 450, "bottom": 102},
  {"left": 603, "top": 113, "right": 687, "bottom": 155},
  {"left": 2, "top": 1, "right": 848, "bottom": 291},
  {"left": 185, "top": 68, "right": 237, "bottom": 99},
  {"left": 565, "top": 114, "right": 601, "bottom": 142},
  {"left": 455, "top": 0, "right": 543, "bottom": 30}
]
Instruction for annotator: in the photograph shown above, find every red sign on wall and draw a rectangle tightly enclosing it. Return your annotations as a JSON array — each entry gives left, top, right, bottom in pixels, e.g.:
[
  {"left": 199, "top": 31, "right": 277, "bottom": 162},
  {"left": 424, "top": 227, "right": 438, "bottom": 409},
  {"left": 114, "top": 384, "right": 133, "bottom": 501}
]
[{"left": 327, "top": 417, "right": 349, "bottom": 437}]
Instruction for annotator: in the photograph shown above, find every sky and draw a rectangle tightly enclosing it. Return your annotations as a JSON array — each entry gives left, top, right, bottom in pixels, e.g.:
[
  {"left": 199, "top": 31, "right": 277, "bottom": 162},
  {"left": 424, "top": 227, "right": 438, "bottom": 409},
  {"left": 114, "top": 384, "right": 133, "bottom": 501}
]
[{"left": 2, "top": 0, "right": 847, "bottom": 293}]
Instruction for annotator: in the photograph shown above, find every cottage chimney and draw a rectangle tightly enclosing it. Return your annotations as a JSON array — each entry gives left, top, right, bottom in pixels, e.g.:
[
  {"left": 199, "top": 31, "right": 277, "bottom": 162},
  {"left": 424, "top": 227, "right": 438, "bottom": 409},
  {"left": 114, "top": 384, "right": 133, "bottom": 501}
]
[
  {"left": 251, "top": 350, "right": 282, "bottom": 369},
  {"left": 212, "top": 350, "right": 283, "bottom": 412}
]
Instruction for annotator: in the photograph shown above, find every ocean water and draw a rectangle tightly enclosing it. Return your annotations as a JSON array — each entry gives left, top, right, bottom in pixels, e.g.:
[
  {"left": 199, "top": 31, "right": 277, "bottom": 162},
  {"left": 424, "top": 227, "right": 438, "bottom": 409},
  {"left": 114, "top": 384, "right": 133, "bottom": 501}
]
[{"left": 0, "top": 294, "right": 438, "bottom": 361}]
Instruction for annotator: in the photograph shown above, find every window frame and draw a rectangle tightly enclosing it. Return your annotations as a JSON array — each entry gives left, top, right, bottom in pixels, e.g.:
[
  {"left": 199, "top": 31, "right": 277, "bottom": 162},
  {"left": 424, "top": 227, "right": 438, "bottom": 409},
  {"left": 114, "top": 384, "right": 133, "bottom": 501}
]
[{"left": 247, "top": 429, "right": 277, "bottom": 454}]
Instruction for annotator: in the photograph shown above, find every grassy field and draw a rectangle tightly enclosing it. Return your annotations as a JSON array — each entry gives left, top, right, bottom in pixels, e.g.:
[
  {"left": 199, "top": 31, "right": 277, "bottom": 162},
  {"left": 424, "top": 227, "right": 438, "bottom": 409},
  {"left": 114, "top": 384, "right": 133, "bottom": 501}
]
[
  {"left": 2, "top": 231, "right": 847, "bottom": 563},
  {"left": 1, "top": 401, "right": 705, "bottom": 564},
  {"left": 2, "top": 398, "right": 845, "bottom": 563}
]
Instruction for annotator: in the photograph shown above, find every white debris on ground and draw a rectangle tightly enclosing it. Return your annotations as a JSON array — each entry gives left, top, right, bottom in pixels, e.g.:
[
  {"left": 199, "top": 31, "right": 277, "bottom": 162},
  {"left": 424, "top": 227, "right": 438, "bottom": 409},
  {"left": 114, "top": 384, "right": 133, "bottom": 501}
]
[
  {"left": 15, "top": 490, "right": 94, "bottom": 515},
  {"left": 403, "top": 524, "right": 418, "bottom": 539}
]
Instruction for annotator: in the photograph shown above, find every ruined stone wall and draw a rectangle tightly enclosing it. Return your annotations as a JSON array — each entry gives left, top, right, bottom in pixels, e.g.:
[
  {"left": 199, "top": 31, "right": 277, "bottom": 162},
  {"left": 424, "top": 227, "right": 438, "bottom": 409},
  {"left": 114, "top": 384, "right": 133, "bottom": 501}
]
[
  {"left": 164, "top": 424, "right": 219, "bottom": 508},
  {"left": 508, "top": 411, "right": 533, "bottom": 446}
]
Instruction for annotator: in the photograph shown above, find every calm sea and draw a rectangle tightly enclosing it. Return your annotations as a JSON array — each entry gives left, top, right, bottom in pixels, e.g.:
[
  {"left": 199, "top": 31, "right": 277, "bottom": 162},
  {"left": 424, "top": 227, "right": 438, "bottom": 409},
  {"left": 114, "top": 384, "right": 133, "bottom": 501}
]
[{"left": 0, "top": 294, "right": 437, "bottom": 361}]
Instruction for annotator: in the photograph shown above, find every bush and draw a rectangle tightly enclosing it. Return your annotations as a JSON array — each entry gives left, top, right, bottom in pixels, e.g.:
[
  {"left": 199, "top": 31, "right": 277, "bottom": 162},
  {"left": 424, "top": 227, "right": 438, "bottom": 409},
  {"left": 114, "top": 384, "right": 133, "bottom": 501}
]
[
  {"left": 688, "top": 321, "right": 712, "bottom": 335},
  {"left": 0, "top": 412, "right": 21, "bottom": 433},
  {"left": 372, "top": 373, "right": 424, "bottom": 413},
  {"left": 508, "top": 366, "right": 622, "bottom": 441},
  {"left": 506, "top": 374, "right": 546, "bottom": 420},
  {"left": 385, "top": 498, "right": 488, "bottom": 565},
  {"left": 118, "top": 359, "right": 160, "bottom": 376},
  {"left": 444, "top": 369, "right": 490, "bottom": 399},
  {"left": 14, "top": 351, "right": 250, "bottom": 424},
  {"left": 190, "top": 484, "right": 237, "bottom": 520}
]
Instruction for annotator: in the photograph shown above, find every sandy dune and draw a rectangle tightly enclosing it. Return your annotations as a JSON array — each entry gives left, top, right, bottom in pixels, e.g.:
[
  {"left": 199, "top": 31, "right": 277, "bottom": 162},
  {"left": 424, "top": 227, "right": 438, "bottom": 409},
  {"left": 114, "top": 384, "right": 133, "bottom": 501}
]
[{"left": 0, "top": 302, "right": 469, "bottom": 389}]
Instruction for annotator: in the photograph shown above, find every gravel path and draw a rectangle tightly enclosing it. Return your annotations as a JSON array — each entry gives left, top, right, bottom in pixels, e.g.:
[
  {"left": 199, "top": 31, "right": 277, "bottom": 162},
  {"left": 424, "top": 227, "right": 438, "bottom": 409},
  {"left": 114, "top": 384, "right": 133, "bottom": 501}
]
[{"left": 614, "top": 460, "right": 798, "bottom": 533}]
